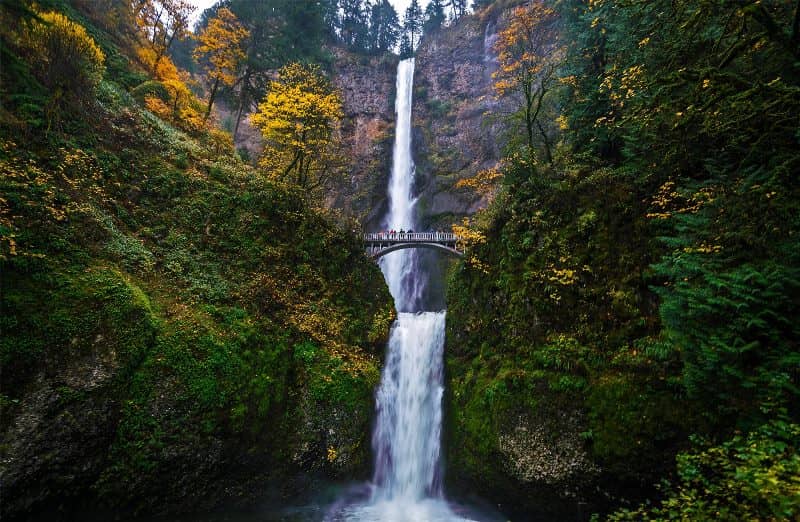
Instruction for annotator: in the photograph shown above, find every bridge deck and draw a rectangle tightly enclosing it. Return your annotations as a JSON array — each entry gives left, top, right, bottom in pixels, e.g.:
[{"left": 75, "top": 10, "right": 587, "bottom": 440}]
[
  {"left": 364, "top": 232, "right": 463, "bottom": 259},
  {"left": 364, "top": 232, "right": 459, "bottom": 243}
]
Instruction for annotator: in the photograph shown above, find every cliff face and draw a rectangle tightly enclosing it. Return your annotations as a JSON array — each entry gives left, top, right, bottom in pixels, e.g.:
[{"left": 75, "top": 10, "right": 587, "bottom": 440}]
[
  {"left": 330, "top": 49, "right": 399, "bottom": 226},
  {"left": 411, "top": 12, "right": 509, "bottom": 229},
  {"left": 418, "top": 9, "right": 610, "bottom": 519},
  {"left": 225, "top": 48, "right": 397, "bottom": 227}
]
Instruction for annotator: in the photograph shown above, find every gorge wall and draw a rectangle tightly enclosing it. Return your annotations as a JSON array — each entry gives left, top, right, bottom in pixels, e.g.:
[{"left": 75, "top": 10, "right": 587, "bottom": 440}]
[
  {"left": 0, "top": 36, "right": 395, "bottom": 519},
  {"left": 408, "top": 6, "right": 643, "bottom": 520},
  {"left": 410, "top": 9, "right": 511, "bottom": 230},
  {"left": 329, "top": 49, "right": 399, "bottom": 225},
  {"left": 323, "top": 12, "right": 509, "bottom": 231}
]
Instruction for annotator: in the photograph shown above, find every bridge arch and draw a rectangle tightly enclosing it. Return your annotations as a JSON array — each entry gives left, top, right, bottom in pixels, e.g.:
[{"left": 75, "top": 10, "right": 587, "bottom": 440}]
[
  {"left": 364, "top": 232, "right": 463, "bottom": 260},
  {"left": 370, "top": 241, "right": 463, "bottom": 260}
]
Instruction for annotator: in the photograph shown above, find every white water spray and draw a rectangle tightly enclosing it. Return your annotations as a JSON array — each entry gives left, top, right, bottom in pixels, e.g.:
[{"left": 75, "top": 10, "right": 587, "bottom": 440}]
[{"left": 372, "top": 311, "right": 446, "bottom": 501}]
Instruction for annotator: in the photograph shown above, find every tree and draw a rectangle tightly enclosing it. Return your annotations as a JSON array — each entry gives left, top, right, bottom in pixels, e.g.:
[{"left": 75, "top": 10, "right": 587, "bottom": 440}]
[
  {"left": 369, "top": 0, "right": 400, "bottom": 53},
  {"left": 226, "top": 0, "right": 330, "bottom": 139},
  {"left": 424, "top": 0, "right": 446, "bottom": 33},
  {"left": 133, "top": 0, "right": 195, "bottom": 76},
  {"left": 251, "top": 63, "right": 344, "bottom": 191},
  {"left": 492, "top": 2, "right": 561, "bottom": 165},
  {"left": 398, "top": 32, "right": 413, "bottom": 58},
  {"left": 446, "top": 0, "right": 468, "bottom": 20},
  {"left": 193, "top": 7, "right": 249, "bottom": 122},
  {"left": 15, "top": 9, "right": 105, "bottom": 127},
  {"left": 403, "top": 0, "right": 423, "bottom": 52},
  {"left": 340, "top": 0, "right": 369, "bottom": 49},
  {"left": 321, "top": 0, "right": 341, "bottom": 41}
]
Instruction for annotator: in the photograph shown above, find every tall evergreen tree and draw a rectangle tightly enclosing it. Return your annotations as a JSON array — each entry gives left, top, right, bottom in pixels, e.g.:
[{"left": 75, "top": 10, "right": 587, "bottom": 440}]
[
  {"left": 320, "top": 0, "right": 340, "bottom": 41},
  {"left": 369, "top": 0, "right": 400, "bottom": 53},
  {"left": 226, "top": 0, "right": 328, "bottom": 139},
  {"left": 403, "top": 0, "right": 423, "bottom": 52},
  {"left": 340, "top": 0, "right": 369, "bottom": 49},
  {"left": 398, "top": 31, "right": 412, "bottom": 58},
  {"left": 447, "top": 0, "right": 467, "bottom": 20},
  {"left": 424, "top": 0, "right": 446, "bottom": 32}
]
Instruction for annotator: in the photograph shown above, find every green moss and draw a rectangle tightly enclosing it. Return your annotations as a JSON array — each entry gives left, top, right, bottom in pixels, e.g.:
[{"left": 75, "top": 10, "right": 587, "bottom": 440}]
[
  {"left": 0, "top": 4, "right": 394, "bottom": 512},
  {"left": 442, "top": 161, "right": 692, "bottom": 508},
  {"left": 0, "top": 264, "right": 157, "bottom": 397}
]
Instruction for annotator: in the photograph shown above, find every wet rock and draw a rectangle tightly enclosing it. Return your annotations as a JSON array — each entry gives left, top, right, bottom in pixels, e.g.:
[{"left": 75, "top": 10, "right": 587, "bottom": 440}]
[
  {"left": 498, "top": 414, "right": 598, "bottom": 488},
  {"left": 329, "top": 49, "right": 398, "bottom": 226}
]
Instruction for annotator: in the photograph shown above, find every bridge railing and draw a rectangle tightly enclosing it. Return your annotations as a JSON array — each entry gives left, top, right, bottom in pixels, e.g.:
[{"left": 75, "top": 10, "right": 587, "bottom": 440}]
[{"left": 364, "top": 232, "right": 459, "bottom": 242}]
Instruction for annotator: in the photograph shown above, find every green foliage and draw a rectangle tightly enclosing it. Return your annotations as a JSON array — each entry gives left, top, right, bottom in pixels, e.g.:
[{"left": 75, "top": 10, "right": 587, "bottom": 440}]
[
  {"left": 129, "top": 80, "right": 171, "bottom": 104},
  {"left": 0, "top": 2, "right": 394, "bottom": 513},
  {"left": 426, "top": 98, "right": 453, "bottom": 119},
  {"left": 0, "top": 265, "right": 157, "bottom": 396},
  {"left": 653, "top": 249, "right": 800, "bottom": 417},
  {"left": 222, "top": 0, "right": 336, "bottom": 137},
  {"left": 445, "top": 0, "right": 800, "bottom": 515},
  {"left": 608, "top": 418, "right": 800, "bottom": 521}
]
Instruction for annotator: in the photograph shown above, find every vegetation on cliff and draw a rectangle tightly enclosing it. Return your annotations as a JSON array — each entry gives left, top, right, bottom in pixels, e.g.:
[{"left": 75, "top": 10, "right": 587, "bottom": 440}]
[
  {"left": 446, "top": 0, "right": 800, "bottom": 518},
  {"left": 0, "top": 1, "right": 393, "bottom": 518}
]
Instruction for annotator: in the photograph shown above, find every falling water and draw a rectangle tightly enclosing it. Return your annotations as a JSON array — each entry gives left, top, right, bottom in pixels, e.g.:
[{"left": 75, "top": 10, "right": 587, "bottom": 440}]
[
  {"left": 330, "top": 58, "right": 475, "bottom": 522},
  {"left": 483, "top": 21, "right": 499, "bottom": 68},
  {"left": 380, "top": 58, "right": 423, "bottom": 313}
]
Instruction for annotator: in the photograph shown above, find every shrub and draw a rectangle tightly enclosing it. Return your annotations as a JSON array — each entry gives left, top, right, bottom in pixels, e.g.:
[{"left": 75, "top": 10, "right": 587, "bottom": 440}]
[
  {"left": 607, "top": 419, "right": 800, "bottom": 521},
  {"left": 15, "top": 10, "right": 105, "bottom": 109}
]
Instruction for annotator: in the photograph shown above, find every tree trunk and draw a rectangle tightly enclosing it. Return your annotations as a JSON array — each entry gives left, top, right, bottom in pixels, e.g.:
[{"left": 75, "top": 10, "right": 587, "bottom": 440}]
[
  {"left": 233, "top": 71, "right": 251, "bottom": 141},
  {"left": 204, "top": 79, "right": 220, "bottom": 123},
  {"left": 537, "top": 120, "right": 552, "bottom": 164},
  {"left": 523, "top": 82, "right": 535, "bottom": 159}
]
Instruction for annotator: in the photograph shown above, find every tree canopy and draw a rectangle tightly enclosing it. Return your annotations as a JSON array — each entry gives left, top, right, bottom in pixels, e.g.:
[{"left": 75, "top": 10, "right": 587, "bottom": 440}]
[
  {"left": 492, "top": 2, "right": 562, "bottom": 165},
  {"left": 250, "top": 63, "right": 344, "bottom": 193},
  {"left": 193, "top": 7, "right": 249, "bottom": 121}
]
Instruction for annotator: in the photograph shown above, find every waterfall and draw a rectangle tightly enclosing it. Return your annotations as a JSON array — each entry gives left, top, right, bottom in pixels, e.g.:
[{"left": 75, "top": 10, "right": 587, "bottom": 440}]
[
  {"left": 483, "top": 21, "right": 499, "bottom": 67},
  {"left": 331, "top": 58, "right": 473, "bottom": 522},
  {"left": 372, "top": 311, "right": 446, "bottom": 501},
  {"left": 381, "top": 58, "right": 422, "bottom": 313},
  {"left": 374, "top": 57, "right": 446, "bottom": 501}
]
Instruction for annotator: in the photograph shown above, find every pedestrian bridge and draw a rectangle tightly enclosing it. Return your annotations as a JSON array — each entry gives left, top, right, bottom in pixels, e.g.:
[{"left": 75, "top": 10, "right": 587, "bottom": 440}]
[{"left": 364, "top": 232, "right": 463, "bottom": 259}]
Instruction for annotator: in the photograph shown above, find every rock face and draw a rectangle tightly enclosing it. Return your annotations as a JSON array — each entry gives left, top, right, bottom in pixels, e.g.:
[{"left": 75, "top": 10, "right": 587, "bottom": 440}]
[
  {"left": 498, "top": 414, "right": 597, "bottom": 485},
  {"left": 329, "top": 49, "right": 399, "bottom": 226},
  {"left": 411, "top": 12, "right": 510, "bottom": 229},
  {"left": 443, "top": 357, "right": 605, "bottom": 521},
  {"left": 413, "top": 7, "right": 610, "bottom": 520},
  {"left": 225, "top": 48, "right": 397, "bottom": 227}
]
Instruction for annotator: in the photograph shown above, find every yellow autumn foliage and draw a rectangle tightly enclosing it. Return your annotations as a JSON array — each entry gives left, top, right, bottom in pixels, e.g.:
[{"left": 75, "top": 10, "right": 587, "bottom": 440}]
[
  {"left": 14, "top": 10, "right": 105, "bottom": 109},
  {"left": 251, "top": 63, "right": 344, "bottom": 191},
  {"left": 136, "top": 48, "right": 206, "bottom": 132},
  {"left": 492, "top": 3, "right": 558, "bottom": 98},
  {"left": 455, "top": 164, "right": 504, "bottom": 199},
  {"left": 194, "top": 8, "right": 249, "bottom": 89},
  {"left": 452, "top": 218, "right": 489, "bottom": 273}
]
